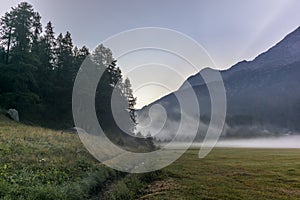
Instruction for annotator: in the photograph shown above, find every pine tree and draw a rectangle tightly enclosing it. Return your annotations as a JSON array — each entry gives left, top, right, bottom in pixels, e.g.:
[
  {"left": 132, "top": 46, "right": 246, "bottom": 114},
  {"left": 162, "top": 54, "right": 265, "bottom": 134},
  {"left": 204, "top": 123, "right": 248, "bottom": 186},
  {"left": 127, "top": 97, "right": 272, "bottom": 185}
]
[
  {"left": 92, "top": 44, "right": 113, "bottom": 67},
  {"left": 0, "top": 11, "right": 14, "bottom": 64},
  {"left": 51, "top": 32, "right": 75, "bottom": 126},
  {"left": 42, "top": 21, "right": 56, "bottom": 69},
  {"left": 10, "top": 2, "right": 41, "bottom": 63},
  {"left": 124, "top": 78, "right": 137, "bottom": 124},
  {"left": 0, "top": 2, "right": 43, "bottom": 121},
  {"left": 73, "top": 45, "right": 89, "bottom": 79}
]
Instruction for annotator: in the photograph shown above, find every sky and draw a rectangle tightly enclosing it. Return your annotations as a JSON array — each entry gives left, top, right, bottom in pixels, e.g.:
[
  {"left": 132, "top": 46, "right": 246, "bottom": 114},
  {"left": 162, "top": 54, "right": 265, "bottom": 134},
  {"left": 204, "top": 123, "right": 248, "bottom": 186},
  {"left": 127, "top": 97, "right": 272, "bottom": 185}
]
[{"left": 1, "top": 0, "right": 300, "bottom": 108}]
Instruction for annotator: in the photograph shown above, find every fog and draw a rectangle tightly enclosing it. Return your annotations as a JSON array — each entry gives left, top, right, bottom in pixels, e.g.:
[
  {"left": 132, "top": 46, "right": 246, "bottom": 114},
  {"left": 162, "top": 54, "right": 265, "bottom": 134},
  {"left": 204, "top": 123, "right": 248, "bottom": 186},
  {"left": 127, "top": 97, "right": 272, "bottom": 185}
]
[
  {"left": 160, "top": 135, "right": 300, "bottom": 149},
  {"left": 215, "top": 135, "right": 300, "bottom": 148},
  {"left": 136, "top": 103, "right": 300, "bottom": 149},
  {"left": 180, "top": 135, "right": 300, "bottom": 149}
]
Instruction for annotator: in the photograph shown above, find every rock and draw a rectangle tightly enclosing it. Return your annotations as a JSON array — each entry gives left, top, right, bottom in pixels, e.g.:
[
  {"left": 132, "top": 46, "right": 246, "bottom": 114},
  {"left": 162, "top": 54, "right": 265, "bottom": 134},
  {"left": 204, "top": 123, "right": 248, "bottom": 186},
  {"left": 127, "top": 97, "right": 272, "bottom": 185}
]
[
  {"left": 6, "top": 109, "right": 19, "bottom": 122},
  {"left": 61, "top": 127, "right": 79, "bottom": 134}
]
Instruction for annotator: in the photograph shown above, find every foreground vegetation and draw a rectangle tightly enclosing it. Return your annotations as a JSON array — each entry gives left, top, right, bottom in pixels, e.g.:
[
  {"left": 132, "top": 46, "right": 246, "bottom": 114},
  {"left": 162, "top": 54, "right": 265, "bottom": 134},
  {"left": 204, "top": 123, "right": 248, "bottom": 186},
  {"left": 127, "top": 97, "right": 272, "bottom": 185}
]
[
  {"left": 2, "top": 114, "right": 300, "bottom": 199},
  {"left": 0, "top": 115, "right": 162, "bottom": 199},
  {"left": 0, "top": 115, "right": 106, "bottom": 199}
]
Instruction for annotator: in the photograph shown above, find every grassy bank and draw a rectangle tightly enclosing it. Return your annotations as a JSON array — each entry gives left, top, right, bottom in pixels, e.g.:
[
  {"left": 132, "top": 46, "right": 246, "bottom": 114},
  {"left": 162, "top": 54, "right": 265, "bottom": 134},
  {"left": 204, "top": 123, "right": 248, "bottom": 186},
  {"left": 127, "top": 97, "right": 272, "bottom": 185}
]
[
  {"left": 0, "top": 115, "right": 115, "bottom": 199},
  {"left": 0, "top": 114, "right": 164, "bottom": 199}
]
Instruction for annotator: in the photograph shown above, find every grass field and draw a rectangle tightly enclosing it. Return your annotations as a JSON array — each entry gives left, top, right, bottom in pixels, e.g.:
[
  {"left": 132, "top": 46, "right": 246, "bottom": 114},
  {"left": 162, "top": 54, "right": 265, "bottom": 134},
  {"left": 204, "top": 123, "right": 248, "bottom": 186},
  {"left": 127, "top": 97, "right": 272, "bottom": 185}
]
[
  {"left": 143, "top": 148, "right": 300, "bottom": 199},
  {"left": 1, "top": 115, "right": 300, "bottom": 199},
  {"left": 0, "top": 114, "right": 163, "bottom": 199},
  {"left": 0, "top": 115, "right": 117, "bottom": 199}
]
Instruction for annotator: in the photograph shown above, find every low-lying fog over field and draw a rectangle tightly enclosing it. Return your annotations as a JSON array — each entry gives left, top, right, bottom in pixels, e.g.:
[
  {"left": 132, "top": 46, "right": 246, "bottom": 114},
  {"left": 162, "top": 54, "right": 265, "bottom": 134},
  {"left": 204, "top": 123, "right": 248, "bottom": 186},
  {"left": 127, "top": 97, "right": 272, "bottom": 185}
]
[
  {"left": 163, "top": 135, "right": 300, "bottom": 149},
  {"left": 215, "top": 135, "right": 300, "bottom": 148}
]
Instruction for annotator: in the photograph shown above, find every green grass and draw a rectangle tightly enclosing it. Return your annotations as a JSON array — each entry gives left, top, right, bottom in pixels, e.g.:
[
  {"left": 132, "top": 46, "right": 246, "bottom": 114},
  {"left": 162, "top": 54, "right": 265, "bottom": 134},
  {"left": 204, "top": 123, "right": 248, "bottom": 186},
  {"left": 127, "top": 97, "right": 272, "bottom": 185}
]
[
  {"left": 142, "top": 148, "right": 300, "bottom": 199},
  {"left": 0, "top": 115, "right": 162, "bottom": 200},
  {"left": 0, "top": 115, "right": 119, "bottom": 199},
  {"left": 2, "top": 114, "right": 300, "bottom": 199}
]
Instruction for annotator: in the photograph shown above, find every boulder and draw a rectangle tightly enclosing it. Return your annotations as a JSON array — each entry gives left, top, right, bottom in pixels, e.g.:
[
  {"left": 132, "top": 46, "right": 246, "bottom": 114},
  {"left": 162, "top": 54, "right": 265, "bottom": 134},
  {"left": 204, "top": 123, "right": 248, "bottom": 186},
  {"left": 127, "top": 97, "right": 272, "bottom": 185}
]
[{"left": 6, "top": 109, "right": 19, "bottom": 122}]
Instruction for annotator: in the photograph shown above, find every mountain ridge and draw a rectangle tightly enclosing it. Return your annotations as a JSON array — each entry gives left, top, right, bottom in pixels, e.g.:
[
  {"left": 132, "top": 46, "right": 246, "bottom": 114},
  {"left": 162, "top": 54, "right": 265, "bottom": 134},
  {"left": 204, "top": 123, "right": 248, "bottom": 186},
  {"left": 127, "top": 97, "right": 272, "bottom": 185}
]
[{"left": 137, "top": 26, "right": 300, "bottom": 139}]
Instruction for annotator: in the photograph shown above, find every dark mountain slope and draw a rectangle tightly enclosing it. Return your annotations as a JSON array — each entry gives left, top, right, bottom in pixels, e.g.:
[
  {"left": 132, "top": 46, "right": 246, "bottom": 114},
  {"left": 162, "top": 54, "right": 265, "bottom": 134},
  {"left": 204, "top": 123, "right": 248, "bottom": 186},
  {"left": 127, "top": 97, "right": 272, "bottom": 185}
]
[{"left": 138, "top": 27, "right": 300, "bottom": 139}]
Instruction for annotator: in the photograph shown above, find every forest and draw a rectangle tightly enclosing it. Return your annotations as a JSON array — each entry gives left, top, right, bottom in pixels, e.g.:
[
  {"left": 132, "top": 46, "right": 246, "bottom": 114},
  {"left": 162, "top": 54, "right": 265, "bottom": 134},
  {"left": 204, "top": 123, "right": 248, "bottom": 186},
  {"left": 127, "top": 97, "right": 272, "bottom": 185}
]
[{"left": 0, "top": 2, "right": 136, "bottom": 133}]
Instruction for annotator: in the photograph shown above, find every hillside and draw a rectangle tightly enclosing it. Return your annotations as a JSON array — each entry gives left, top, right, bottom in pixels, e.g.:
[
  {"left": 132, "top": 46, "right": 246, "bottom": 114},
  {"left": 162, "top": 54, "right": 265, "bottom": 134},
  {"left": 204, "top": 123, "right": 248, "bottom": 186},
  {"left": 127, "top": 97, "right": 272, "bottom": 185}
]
[
  {"left": 138, "top": 26, "right": 300, "bottom": 140},
  {"left": 0, "top": 115, "right": 159, "bottom": 199}
]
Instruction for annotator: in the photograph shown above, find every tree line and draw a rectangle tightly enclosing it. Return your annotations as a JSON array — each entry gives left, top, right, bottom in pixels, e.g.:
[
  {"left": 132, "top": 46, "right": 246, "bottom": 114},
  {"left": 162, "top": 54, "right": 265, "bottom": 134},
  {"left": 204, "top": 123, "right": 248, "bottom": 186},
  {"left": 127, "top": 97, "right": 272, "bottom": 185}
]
[{"left": 0, "top": 1, "right": 137, "bottom": 136}]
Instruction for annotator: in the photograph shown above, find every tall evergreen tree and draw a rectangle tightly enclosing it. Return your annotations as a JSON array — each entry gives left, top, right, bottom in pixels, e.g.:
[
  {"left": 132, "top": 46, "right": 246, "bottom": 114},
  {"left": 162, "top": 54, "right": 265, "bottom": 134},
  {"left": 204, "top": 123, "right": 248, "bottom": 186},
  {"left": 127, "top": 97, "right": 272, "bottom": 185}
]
[
  {"left": 0, "top": 2, "right": 42, "bottom": 121},
  {"left": 10, "top": 2, "right": 41, "bottom": 63},
  {"left": 124, "top": 78, "right": 137, "bottom": 124},
  {"left": 92, "top": 44, "right": 113, "bottom": 67},
  {"left": 30, "top": 12, "right": 42, "bottom": 63},
  {"left": 73, "top": 45, "right": 89, "bottom": 79},
  {"left": 43, "top": 21, "right": 56, "bottom": 69},
  {"left": 0, "top": 11, "right": 14, "bottom": 64}
]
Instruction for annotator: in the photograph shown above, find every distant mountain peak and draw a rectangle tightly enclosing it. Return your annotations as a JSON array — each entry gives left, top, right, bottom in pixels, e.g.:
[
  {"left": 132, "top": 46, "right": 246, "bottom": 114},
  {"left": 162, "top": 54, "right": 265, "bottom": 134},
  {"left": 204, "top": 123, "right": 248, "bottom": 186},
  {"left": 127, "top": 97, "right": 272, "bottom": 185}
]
[
  {"left": 177, "top": 26, "right": 300, "bottom": 90},
  {"left": 227, "top": 26, "right": 300, "bottom": 74},
  {"left": 254, "top": 26, "right": 300, "bottom": 66},
  {"left": 179, "top": 67, "right": 218, "bottom": 89},
  {"left": 139, "top": 26, "right": 300, "bottom": 137}
]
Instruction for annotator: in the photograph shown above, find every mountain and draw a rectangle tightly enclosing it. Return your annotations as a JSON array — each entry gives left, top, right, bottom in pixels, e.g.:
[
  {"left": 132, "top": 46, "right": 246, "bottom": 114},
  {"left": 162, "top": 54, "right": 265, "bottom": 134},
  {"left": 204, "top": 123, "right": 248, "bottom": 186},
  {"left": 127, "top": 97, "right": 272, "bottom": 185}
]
[{"left": 137, "top": 27, "right": 300, "bottom": 140}]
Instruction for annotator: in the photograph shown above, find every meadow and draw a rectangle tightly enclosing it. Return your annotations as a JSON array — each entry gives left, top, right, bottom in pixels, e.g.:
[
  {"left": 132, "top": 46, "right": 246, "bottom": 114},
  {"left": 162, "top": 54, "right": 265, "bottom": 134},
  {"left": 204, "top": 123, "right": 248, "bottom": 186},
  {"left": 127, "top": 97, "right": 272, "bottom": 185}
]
[
  {"left": 1, "top": 114, "right": 300, "bottom": 199},
  {"left": 0, "top": 115, "right": 160, "bottom": 199},
  {"left": 143, "top": 148, "right": 300, "bottom": 199}
]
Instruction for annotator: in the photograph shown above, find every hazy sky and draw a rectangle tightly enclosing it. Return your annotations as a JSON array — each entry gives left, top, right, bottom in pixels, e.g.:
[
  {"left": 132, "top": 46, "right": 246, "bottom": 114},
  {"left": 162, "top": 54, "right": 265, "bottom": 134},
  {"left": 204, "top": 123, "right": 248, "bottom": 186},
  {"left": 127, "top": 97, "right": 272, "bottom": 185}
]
[{"left": 1, "top": 0, "right": 300, "bottom": 108}]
